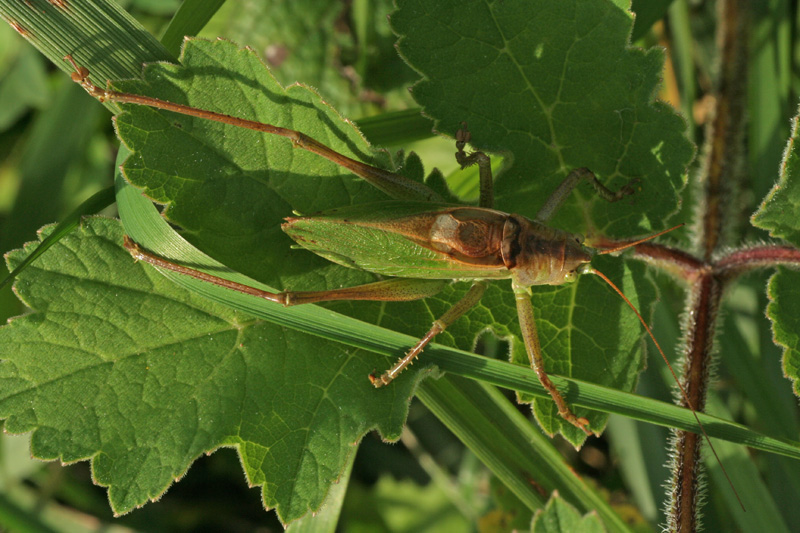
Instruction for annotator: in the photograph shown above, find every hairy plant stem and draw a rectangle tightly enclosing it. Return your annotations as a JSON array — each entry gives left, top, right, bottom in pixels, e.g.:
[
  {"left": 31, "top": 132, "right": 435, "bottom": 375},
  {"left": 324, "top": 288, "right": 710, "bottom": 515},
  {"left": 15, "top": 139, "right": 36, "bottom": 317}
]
[
  {"left": 585, "top": 0, "right": 800, "bottom": 528},
  {"left": 674, "top": 272, "right": 721, "bottom": 532},
  {"left": 668, "top": 0, "right": 750, "bottom": 527},
  {"left": 627, "top": 238, "right": 800, "bottom": 531},
  {"left": 674, "top": 0, "right": 748, "bottom": 528},
  {"left": 613, "top": 0, "right": 785, "bottom": 530}
]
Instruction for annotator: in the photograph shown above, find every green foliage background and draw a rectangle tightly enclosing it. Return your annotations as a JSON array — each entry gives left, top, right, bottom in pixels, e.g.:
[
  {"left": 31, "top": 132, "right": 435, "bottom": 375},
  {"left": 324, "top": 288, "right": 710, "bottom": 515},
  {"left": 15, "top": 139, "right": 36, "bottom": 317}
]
[{"left": 0, "top": 1, "right": 798, "bottom": 532}]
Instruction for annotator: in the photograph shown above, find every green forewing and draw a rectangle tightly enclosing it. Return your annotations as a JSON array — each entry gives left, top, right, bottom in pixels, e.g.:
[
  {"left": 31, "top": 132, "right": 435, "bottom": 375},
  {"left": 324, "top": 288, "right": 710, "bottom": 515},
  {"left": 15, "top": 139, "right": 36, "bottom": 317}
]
[{"left": 284, "top": 201, "right": 511, "bottom": 280}]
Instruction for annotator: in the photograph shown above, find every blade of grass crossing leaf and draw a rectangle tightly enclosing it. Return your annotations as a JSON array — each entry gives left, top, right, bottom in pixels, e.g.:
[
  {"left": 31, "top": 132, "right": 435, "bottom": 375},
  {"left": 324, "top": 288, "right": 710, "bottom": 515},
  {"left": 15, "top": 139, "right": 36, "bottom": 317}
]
[
  {"left": 0, "top": 186, "right": 115, "bottom": 290},
  {"left": 417, "top": 378, "right": 634, "bottom": 533},
  {"left": 117, "top": 155, "right": 626, "bottom": 526},
  {"left": 667, "top": 0, "right": 697, "bottom": 131},
  {"left": 159, "top": 0, "right": 226, "bottom": 56},
  {"left": 0, "top": 0, "right": 173, "bottom": 97},
  {"left": 119, "top": 147, "right": 626, "bottom": 529},
  {"left": 704, "top": 396, "right": 790, "bottom": 533},
  {"left": 354, "top": 108, "right": 434, "bottom": 147},
  {"left": 118, "top": 163, "right": 800, "bottom": 462}
]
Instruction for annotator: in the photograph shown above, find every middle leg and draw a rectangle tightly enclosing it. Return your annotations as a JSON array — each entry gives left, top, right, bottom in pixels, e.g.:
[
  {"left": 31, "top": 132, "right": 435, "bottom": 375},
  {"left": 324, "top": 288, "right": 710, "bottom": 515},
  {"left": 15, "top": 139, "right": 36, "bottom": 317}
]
[
  {"left": 370, "top": 280, "right": 488, "bottom": 387},
  {"left": 535, "top": 168, "right": 639, "bottom": 223}
]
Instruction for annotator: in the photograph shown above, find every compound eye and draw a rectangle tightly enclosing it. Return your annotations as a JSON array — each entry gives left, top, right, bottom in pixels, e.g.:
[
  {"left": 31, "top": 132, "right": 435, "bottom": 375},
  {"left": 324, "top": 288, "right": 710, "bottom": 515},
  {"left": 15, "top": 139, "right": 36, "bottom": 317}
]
[
  {"left": 563, "top": 271, "right": 577, "bottom": 283},
  {"left": 574, "top": 233, "right": 584, "bottom": 244}
]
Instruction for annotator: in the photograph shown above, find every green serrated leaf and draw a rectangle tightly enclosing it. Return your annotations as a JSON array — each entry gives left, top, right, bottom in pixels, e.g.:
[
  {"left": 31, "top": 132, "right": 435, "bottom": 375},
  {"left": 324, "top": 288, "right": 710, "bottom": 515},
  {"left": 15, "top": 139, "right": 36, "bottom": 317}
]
[
  {"left": 0, "top": 218, "right": 408, "bottom": 523},
  {"left": 114, "top": 38, "right": 388, "bottom": 291},
  {"left": 531, "top": 492, "right": 606, "bottom": 533},
  {"left": 766, "top": 268, "right": 800, "bottom": 396},
  {"left": 104, "top": 6, "right": 678, "bottom": 443},
  {"left": 388, "top": 0, "right": 680, "bottom": 442},
  {"left": 752, "top": 106, "right": 800, "bottom": 246},
  {"left": 392, "top": 0, "right": 691, "bottom": 235}
]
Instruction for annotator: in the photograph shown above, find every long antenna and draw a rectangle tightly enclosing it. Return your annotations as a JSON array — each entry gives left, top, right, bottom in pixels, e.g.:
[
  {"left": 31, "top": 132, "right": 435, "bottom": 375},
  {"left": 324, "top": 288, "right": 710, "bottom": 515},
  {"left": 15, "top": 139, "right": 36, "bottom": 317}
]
[
  {"left": 586, "top": 266, "right": 744, "bottom": 511},
  {"left": 597, "top": 223, "right": 685, "bottom": 255}
]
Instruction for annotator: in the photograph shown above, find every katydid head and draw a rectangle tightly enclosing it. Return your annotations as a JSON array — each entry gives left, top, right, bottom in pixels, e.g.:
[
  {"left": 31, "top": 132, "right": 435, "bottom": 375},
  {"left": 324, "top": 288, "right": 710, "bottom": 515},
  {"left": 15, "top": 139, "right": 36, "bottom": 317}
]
[{"left": 510, "top": 223, "right": 686, "bottom": 287}]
